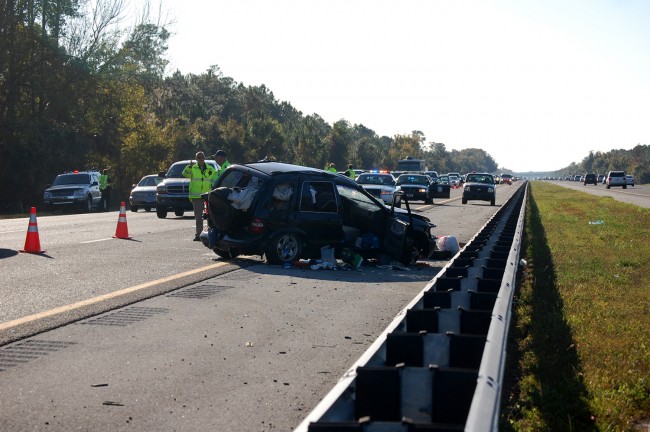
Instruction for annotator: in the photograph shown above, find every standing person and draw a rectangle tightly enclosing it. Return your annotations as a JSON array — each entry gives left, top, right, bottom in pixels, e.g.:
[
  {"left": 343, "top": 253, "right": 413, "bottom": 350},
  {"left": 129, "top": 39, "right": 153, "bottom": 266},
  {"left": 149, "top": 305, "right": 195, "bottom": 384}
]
[
  {"left": 183, "top": 151, "right": 220, "bottom": 241},
  {"left": 99, "top": 169, "right": 112, "bottom": 212},
  {"left": 212, "top": 149, "right": 231, "bottom": 179},
  {"left": 346, "top": 164, "right": 356, "bottom": 179},
  {"left": 327, "top": 163, "right": 337, "bottom": 173}
]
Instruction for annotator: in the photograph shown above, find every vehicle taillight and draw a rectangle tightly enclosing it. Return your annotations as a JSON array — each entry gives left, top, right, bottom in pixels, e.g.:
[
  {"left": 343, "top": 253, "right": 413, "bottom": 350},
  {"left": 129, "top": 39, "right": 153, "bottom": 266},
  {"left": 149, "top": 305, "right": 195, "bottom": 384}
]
[
  {"left": 202, "top": 200, "right": 209, "bottom": 219},
  {"left": 249, "top": 217, "right": 265, "bottom": 234}
]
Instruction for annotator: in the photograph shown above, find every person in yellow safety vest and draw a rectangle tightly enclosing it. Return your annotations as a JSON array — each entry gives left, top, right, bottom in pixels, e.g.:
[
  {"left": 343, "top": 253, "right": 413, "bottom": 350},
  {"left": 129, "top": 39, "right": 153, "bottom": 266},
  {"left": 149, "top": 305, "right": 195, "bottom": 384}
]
[
  {"left": 183, "top": 151, "right": 220, "bottom": 241},
  {"left": 327, "top": 163, "right": 338, "bottom": 173},
  {"left": 212, "top": 149, "right": 231, "bottom": 179},
  {"left": 346, "top": 164, "right": 356, "bottom": 179},
  {"left": 98, "top": 168, "right": 112, "bottom": 212}
]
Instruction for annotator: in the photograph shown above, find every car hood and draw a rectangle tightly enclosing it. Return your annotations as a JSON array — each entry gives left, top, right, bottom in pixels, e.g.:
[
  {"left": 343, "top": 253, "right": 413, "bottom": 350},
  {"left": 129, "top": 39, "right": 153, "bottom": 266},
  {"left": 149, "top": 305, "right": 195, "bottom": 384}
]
[
  {"left": 464, "top": 182, "right": 494, "bottom": 187},
  {"left": 131, "top": 186, "right": 158, "bottom": 193},
  {"left": 46, "top": 184, "right": 88, "bottom": 192},
  {"left": 392, "top": 207, "right": 435, "bottom": 227}
]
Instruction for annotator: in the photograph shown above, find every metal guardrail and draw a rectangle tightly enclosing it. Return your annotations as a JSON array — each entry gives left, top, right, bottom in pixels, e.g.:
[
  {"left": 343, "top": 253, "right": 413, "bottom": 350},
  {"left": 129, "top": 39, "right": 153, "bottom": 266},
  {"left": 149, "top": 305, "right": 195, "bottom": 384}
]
[{"left": 294, "top": 183, "right": 528, "bottom": 432}]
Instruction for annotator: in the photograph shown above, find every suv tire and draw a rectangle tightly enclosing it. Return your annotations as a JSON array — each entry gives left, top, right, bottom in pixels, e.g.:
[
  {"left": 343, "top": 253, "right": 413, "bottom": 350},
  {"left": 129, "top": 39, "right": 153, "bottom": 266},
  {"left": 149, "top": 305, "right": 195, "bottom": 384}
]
[
  {"left": 157, "top": 208, "right": 168, "bottom": 218},
  {"left": 265, "top": 232, "right": 302, "bottom": 264},
  {"left": 131, "top": 206, "right": 139, "bottom": 212}
]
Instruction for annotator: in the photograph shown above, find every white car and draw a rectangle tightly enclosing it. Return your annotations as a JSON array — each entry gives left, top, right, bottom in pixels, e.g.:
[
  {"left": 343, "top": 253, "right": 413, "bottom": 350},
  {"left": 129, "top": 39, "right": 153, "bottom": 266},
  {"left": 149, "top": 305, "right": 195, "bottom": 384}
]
[
  {"left": 605, "top": 170, "right": 627, "bottom": 189},
  {"left": 448, "top": 175, "right": 460, "bottom": 187},
  {"left": 355, "top": 172, "right": 397, "bottom": 204}
]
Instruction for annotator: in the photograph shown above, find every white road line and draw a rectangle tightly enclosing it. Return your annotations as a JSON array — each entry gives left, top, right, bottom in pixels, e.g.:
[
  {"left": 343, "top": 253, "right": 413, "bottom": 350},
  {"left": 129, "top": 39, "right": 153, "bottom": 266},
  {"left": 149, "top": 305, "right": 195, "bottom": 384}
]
[{"left": 79, "top": 238, "right": 114, "bottom": 244}]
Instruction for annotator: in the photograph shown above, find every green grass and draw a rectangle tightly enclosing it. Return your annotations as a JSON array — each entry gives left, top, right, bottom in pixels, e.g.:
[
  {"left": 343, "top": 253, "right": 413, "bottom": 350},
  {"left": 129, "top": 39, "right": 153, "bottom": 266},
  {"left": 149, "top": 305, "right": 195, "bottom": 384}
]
[{"left": 502, "top": 182, "right": 650, "bottom": 431}]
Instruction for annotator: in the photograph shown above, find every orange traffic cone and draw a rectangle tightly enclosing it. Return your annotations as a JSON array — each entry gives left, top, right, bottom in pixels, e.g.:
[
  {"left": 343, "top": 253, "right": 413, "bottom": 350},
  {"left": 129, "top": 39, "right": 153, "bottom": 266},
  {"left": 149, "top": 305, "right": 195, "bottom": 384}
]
[
  {"left": 113, "top": 202, "right": 132, "bottom": 239},
  {"left": 20, "top": 207, "right": 45, "bottom": 254}
]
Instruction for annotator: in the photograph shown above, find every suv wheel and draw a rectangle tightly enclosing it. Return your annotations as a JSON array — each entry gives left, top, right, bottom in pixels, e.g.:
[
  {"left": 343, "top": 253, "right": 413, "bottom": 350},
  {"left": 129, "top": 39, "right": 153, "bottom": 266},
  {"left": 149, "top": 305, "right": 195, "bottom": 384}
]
[
  {"left": 157, "top": 208, "right": 168, "bottom": 218},
  {"left": 131, "top": 206, "right": 139, "bottom": 212},
  {"left": 265, "top": 233, "right": 302, "bottom": 264}
]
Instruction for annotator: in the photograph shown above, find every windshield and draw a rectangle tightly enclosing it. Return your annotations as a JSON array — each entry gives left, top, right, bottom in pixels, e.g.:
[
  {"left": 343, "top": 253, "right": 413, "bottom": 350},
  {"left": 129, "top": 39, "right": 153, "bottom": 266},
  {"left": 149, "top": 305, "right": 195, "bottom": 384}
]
[
  {"left": 357, "top": 174, "right": 394, "bottom": 185},
  {"left": 167, "top": 161, "right": 217, "bottom": 178},
  {"left": 396, "top": 175, "right": 428, "bottom": 185},
  {"left": 52, "top": 173, "right": 91, "bottom": 186},
  {"left": 336, "top": 184, "right": 383, "bottom": 211},
  {"left": 138, "top": 176, "right": 162, "bottom": 187},
  {"left": 466, "top": 174, "right": 494, "bottom": 184}
]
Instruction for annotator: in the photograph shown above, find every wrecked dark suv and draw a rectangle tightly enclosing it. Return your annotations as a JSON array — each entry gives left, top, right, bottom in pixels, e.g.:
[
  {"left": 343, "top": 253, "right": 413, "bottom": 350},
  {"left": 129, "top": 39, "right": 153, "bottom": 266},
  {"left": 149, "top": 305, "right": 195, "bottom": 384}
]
[{"left": 199, "top": 162, "right": 437, "bottom": 265}]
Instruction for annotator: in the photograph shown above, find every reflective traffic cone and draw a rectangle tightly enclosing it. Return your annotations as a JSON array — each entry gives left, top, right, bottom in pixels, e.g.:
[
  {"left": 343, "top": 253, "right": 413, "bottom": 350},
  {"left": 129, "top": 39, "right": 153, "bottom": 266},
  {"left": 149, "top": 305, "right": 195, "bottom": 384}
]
[
  {"left": 113, "top": 202, "right": 132, "bottom": 239},
  {"left": 20, "top": 207, "right": 45, "bottom": 254}
]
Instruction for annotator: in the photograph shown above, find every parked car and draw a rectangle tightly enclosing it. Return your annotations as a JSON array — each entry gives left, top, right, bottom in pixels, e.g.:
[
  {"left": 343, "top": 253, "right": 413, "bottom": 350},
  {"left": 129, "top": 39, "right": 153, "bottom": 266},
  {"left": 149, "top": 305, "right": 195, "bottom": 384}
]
[
  {"left": 129, "top": 174, "right": 164, "bottom": 212},
  {"left": 597, "top": 174, "right": 605, "bottom": 183},
  {"left": 200, "top": 162, "right": 437, "bottom": 266},
  {"left": 583, "top": 173, "right": 597, "bottom": 185},
  {"left": 462, "top": 173, "right": 496, "bottom": 206},
  {"left": 605, "top": 170, "right": 627, "bottom": 189},
  {"left": 43, "top": 170, "right": 102, "bottom": 212},
  {"left": 355, "top": 172, "right": 396, "bottom": 204},
  {"left": 626, "top": 175, "right": 635, "bottom": 187},
  {"left": 394, "top": 173, "right": 434, "bottom": 204},
  {"left": 156, "top": 159, "right": 219, "bottom": 218}
]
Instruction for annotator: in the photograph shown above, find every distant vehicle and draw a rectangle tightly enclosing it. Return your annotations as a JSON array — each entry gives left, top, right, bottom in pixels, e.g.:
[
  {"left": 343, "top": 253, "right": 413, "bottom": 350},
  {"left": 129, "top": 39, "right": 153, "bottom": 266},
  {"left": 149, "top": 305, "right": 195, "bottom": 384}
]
[
  {"left": 397, "top": 157, "right": 426, "bottom": 173},
  {"left": 500, "top": 174, "right": 513, "bottom": 185},
  {"left": 355, "top": 172, "right": 396, "bottom": 204},
  {"left": 424, "top": 171, "right": 439, "bottom": 181},
  {"left": 394, "top": 173, "right": 433, "bottom": 204},
  {"left": 625, "top": 175, "right": 635, "bottom": 187},
  {"left": 597, "top": 174, "right": 605, "bottom": 183},
  {"left": 156, "top": 159, "right": 219, "bottom": 218},
  {"left": 130, "top": 174, "right": 164, "bottom": 212},
  {"left": 583, "top": 173, "right": 597, "bottom": 185},
  {"left": 462, "top": 173, "right": 496, "bottom": 206},
  {"left": 43, "top": 170, "right": 102, "bottom": 212},
  {"left": 573, "top": 175, "right": 581, "bottom": 182},
  {"left": 448, "top": 175, "right": 460, "bottom": 187},
  {"left": 605, "top": 171, "right": 627, "bottom": 189}
]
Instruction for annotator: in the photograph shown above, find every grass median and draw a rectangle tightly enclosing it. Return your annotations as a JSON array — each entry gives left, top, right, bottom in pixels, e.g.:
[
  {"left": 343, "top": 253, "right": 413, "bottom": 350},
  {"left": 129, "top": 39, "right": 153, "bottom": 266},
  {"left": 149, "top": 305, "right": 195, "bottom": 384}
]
[{"left": 502, "top": 181, "right": 650, "bottom": 431}]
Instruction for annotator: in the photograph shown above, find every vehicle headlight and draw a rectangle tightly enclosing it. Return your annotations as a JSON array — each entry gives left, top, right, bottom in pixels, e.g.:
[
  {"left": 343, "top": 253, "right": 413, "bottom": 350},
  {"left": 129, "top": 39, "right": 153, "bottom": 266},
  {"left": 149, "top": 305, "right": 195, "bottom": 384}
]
[
  {"left": 418, "top": 188, "right": 426, "bottom": 193},
  {"left": 464, "top": 186, "right": 470, "bottom": 191},
  {"left": 488, "top": 187, "right": 494, "bottom": 192},
  {"left": 157, "top": 184, "right": 167, "bottom": 193},
  {"left": 380, "top": 189, "right": 392, "bottom": 196},
  {"left": 44, "top": 191, "right": 51, "bottom": 199},
  {"left": 74, "top": 189, "right": 85, "bottom": 197}
]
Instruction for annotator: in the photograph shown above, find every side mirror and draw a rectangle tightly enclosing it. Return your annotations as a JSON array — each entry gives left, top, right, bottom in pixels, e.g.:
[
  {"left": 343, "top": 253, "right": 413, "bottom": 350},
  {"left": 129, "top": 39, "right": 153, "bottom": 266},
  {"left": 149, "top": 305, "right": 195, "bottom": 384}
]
[
  {"left": 132, "top": 184, "right": 136, "bottom": 188},
  {"left": 92, "top": 181, "right": 99, "bottom": 186}
]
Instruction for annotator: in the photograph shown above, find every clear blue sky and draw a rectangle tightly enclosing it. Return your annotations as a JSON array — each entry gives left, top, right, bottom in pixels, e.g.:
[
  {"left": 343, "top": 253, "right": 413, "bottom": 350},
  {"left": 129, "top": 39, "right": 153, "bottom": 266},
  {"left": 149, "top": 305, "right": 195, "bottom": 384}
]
[{"left": 139, "top": 0, "right": 650, "bottom": 172}]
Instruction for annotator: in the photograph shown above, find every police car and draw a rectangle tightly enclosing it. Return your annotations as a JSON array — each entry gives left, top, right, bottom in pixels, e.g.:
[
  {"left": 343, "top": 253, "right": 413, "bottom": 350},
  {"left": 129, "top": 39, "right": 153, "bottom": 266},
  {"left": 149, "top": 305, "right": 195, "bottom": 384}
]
[{"left": 43, "top": 170, "right": 102, "bottom": 212}]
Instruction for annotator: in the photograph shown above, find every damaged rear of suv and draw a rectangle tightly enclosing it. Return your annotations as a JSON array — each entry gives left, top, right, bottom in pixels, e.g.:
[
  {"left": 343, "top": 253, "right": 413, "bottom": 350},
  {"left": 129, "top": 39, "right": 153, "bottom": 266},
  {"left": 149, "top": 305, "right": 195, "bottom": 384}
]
[{"left": 200, "top": 162, "right": 437, "bottom": 265}]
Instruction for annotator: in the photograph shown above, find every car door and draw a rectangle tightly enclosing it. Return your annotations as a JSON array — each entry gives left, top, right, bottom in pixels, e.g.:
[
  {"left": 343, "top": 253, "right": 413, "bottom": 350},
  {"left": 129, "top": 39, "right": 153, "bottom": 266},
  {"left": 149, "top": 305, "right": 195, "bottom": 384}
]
[
  {"left": 90, "top": 173, "right": 102, "bottom": 204},
  {"left": 295, "top": 180, "right": 342, "bottom": 249},
  {"left": 428, "top": 181, "right": 451, "bottom": 198}
]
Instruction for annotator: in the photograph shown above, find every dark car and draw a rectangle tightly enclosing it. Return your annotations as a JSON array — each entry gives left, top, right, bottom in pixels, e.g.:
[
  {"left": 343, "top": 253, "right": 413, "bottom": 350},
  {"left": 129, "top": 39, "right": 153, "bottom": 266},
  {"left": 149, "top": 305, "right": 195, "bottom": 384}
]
[
  {"left": 462, "top": 173, "right": 496, "bottom": 206},
  {"left": 583, "top": 173, "right": 597, "bottom": 185},
  {"left": 199, "top": 162, "right": 437, "bottom": 266},
  {"left": 394, "top": 174, "right": 433, "bottom": 204}
]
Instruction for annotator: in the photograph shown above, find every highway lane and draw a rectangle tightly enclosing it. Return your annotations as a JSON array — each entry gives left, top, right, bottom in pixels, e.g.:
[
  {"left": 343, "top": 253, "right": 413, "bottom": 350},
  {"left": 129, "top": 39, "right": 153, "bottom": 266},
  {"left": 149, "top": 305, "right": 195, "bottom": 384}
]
[
  {"left": 0, "top": 184, "right": 523, "bottom": 431},
  {"left": 547, "top": 180, "right": 650, "bottom": 208}
]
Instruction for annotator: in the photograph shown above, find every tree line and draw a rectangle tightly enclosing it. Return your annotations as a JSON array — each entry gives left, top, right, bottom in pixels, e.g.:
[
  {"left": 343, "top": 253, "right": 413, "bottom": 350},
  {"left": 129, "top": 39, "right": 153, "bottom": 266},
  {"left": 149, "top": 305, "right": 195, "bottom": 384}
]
[{"left": 1, "top": 1, "right": 645, "bottom": 212}]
